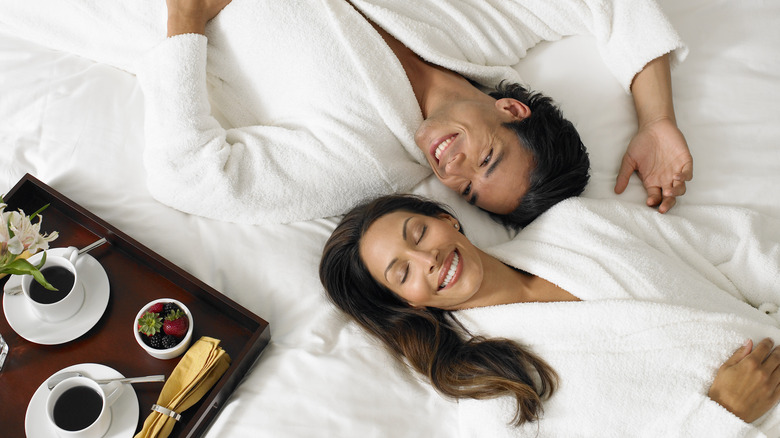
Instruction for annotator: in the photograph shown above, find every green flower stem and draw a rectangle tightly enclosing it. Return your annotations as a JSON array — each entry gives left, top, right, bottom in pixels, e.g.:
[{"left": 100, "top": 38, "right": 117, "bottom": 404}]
[{"left": 0, "top": 252, "right": 57, "bottom": 291}]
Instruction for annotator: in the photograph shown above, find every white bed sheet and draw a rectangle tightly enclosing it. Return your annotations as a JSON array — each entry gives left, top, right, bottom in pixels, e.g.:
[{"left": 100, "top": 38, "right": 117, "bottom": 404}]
[{"left": 1, "top": 0, "right": 779, "bottom": 436}]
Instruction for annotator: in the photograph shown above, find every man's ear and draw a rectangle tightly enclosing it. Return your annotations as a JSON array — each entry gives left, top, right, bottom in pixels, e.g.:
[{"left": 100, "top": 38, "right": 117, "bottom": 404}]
[{"left": 496, "top": 98, "right": 531, "bottom": 121}]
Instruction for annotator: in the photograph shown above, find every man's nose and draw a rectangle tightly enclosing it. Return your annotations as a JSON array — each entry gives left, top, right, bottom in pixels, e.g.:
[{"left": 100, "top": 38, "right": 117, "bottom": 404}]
[{"left": 444, "top": 152, "right": 470, "bottom": 177}]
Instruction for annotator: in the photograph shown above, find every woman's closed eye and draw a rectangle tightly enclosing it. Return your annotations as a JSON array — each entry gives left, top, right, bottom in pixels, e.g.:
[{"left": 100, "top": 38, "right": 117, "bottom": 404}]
[
  {"left": 400, "top": 225, "right": 427, "bottom": 284},
  {"left": 416, "top": 225, "right": 427, "bottom": 244}
]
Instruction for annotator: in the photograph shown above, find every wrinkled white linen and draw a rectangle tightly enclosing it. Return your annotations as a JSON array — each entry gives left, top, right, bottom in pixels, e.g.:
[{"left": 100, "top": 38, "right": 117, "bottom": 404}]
[{"left": 1, "top": 0, "right": 779, "bottom": 436}]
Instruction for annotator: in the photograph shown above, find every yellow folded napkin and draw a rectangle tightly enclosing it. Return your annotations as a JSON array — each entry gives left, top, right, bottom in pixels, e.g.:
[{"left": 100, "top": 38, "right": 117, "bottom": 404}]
[{"left": 134, "top": 336, "right": 231, "bottom": 438}]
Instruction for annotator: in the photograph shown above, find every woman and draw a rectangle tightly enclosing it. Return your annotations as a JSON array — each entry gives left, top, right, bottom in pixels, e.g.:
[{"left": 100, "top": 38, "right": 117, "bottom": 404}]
[{"left": 320, "top": 194, "right": 780, "bottom": 436}]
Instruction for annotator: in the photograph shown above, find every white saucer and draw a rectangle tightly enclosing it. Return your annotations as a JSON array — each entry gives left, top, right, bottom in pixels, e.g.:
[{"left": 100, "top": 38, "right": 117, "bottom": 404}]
[
  {"left": 2, "top": 247, "right": 110, "bottom": 345},
  {"left": 25, "top": 363, "right": 140, "bottom": 438}
]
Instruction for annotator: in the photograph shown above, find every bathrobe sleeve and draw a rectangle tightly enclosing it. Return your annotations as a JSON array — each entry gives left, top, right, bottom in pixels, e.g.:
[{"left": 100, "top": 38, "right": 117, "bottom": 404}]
[
  {"left": 503, "top": 0, "right": 687, "bottom": 92},
  {"left": 135, "top": 34, "right": 417, "bottom": 224},
  {"left": 566, "top": 199, "right": 780, "bottom": 308},
  {"left": 648, "top": 393, "right": 767, "bottom": 438},
  {"left": 352, "top": 0, "right": 686, "bottom": 92},
  {"left": 686, "top": 208, "right": 780, "bottom": 308},
  {"left": 637, "top": 206, "right": 780, "bottom": 435},
  {"left": 637, "top": 205, "right": 780, "bottom": 309}
]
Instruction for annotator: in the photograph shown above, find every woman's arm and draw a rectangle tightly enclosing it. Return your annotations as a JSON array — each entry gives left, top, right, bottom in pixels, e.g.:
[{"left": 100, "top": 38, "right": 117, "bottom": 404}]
[
  {"left": 709, "top": 338, "right": 780, "bottom": 423},
  {"left": 647, "top": 339, "right": 778, "bottom": 437},
  {"left": 615, "top": 54, "right": 693, "bottom": 213}
]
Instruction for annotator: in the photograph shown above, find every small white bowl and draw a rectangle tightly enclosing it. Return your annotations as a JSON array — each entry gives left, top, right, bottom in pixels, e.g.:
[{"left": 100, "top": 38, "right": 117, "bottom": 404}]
[{"left": 133, "top": 298, "right": 194, "bottom": 360}]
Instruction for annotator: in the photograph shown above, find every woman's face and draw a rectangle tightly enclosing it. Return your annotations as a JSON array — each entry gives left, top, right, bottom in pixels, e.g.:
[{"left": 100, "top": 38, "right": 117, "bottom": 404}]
[{"left": 359, "top": 211, "right": 485, "bottom": 310}]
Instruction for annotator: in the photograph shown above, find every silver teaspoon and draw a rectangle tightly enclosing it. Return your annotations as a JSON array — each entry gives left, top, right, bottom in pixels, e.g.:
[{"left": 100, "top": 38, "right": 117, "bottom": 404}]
[{"left": 47, "top": 371, "right": 165, "bottom": 390}]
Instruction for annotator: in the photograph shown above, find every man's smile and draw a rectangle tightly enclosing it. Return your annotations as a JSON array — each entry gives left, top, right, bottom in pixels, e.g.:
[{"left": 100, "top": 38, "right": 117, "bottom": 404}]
[{"left": 429, "top": 133, "right": 458, "bottom": 165}]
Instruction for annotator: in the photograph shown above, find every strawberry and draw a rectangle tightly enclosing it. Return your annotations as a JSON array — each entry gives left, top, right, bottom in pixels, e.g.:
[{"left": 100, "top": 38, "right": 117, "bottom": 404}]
[
  {"left": 147, "top": 302, "right": 164, "bottom": 313},
  {"left": 163, "top": 309, "right": 189, "bottom": 338},
  {"left": 138, "top": 312, "right": 163, "bottom": 336}
]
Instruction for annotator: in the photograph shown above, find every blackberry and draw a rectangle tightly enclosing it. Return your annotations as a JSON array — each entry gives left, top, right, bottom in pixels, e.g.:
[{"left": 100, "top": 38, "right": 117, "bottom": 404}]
[
  {"left": 162, "top": 302, "right": 181, "bottom": 316},
  {"left": 144, "top": 332, "right": 165, "bottom": 349},
  {"left": 162, "top": 334, "right": 180, "bottom": 349}
]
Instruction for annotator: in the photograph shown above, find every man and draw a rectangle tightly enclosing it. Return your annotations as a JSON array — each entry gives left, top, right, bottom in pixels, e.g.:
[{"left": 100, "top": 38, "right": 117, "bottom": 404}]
[
  {"left": 2, "top": 0, "right": 689, "bottom": 225},
  {"left": 151, "top": 0, "right": 691, "bottom": 227}
]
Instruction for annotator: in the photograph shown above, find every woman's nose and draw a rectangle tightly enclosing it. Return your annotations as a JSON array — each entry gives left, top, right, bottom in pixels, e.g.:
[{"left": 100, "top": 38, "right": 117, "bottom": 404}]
[{"left": 410, "top": 249, "right": 438, "bottom": 273}]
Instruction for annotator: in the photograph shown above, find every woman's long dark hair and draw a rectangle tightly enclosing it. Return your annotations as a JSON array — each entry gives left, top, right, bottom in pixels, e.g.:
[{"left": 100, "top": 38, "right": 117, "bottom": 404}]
[{"left": 319, "top": 194, "right": 558, "bottom": 426}]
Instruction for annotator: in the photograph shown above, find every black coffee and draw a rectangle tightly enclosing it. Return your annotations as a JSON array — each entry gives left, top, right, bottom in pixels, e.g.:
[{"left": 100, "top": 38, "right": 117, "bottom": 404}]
[
  {"left": 29, "top": 266, "right": 74, "bottom": 304},
  {"left": 53, "top": 385, "right": 103, "bottom": 431}
]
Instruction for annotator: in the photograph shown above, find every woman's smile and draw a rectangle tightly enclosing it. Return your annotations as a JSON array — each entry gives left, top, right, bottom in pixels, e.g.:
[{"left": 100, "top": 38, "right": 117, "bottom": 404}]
[{"left": 438, "top": 249, "right": 461, "bottom": 290}]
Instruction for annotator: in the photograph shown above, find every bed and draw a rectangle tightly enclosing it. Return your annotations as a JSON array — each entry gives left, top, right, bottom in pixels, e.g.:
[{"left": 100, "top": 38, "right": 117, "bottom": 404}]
[{"left": 1, "top": 0, "right": 779, "bottom": 436}]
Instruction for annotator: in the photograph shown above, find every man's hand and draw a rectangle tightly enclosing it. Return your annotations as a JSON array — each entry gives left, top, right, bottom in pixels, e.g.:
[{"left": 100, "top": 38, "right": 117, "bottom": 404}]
[
  {"left": 619, "top": 53, "right": 692, "bottom": 213},
  {"left": 615, "top": 116, "right": 693, "bottom": 213},
  {"left": 166, "top": 0, "right": 232, "bottom": 37},
  {"left": 708, "top": 338, "right": 780, "bottom": 423}
]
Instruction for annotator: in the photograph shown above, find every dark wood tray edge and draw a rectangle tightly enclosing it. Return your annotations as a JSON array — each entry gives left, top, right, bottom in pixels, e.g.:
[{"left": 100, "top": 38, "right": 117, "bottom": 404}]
[
  {"left": 5, "top": 174, "right": 262, "bottom": 326},
  {"left": 183, "top": 327, "right": 271, "bottom": 437}
]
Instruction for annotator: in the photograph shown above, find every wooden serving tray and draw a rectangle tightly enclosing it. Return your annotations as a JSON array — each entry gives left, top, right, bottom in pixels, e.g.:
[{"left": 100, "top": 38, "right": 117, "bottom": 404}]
[{"left": 0, "top": 174, "right": 270, "bottom": 437}]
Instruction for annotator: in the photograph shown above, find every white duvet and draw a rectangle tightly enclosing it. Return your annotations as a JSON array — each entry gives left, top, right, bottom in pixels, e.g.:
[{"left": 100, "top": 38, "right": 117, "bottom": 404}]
[{"left": 1, "top": 0, "right": 780, "bottom": 436}]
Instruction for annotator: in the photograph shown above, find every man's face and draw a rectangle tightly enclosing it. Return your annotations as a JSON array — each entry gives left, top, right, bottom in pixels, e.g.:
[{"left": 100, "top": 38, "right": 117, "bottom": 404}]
[{"left": 414, "top": 98, "right": 535, "bottom": 215}]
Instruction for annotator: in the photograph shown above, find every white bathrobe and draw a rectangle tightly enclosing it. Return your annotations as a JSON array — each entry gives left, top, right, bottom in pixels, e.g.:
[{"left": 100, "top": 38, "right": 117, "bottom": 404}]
[
  {"left": 0, "top": 0, "right": 686, "bottom": 224},
  {"left": 456, "top": 198, "right": 780, "bottom": 437}
]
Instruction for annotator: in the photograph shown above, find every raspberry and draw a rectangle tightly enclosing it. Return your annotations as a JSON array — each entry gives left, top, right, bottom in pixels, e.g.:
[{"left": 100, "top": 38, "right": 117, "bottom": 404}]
[{"left": 147, "top": 302, "right": 164, "bottom": 313}]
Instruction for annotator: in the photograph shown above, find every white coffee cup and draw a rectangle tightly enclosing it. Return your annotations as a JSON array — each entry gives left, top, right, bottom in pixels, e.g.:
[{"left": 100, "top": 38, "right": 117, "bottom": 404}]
[
  {"left": 21, "top": 247, "right": 84, "bottom": 322},
  {"left": 46, "top": 376, "right": 123, "bottom": 438}
]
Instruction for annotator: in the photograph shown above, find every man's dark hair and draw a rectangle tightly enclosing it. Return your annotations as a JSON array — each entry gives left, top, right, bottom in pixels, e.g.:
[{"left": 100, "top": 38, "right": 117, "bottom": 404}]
[{"left": 488, "top": 82, "right": 590, "bottom": 229}]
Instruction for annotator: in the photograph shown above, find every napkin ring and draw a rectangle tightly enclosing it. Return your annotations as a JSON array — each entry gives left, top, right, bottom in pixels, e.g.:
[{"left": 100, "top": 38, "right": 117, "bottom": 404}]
[{"left": 151, "top": 404, "right": 182, "bottom": 421}]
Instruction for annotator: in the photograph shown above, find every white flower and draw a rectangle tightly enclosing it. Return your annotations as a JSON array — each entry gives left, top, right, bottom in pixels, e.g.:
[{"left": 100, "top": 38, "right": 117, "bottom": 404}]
[
  {"left": 0, "top": 202, "right": 58, "bottom": 261},
  {"left": 0, "top": 203, "right": 15, "bottom": 254},
  {"left": 8, "top": 209, "right": 58, "bottom": 254},
  {"left": 0, "top": 201, "right": 59, "bottom": 290}
]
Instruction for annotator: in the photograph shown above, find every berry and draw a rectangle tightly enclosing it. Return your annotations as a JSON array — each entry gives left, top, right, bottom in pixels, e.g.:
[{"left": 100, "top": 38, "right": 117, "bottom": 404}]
[
  {"left": 163, "top": 309, "right": 189, "bottom": 338},
  {"left": 162, "top": 335, "right": 180, "bottom": 349},
  {"left": 144, "top": 332, "right": 165, "bottom": 349},
  {"left": 147, "top": 302, "right": 164, "bottom": 313},
  {"left": 138, "top": 312, "right": 163, "bottom": 336},
  {"left": 162, "top": 302, "right": 181, "bottom": 315}
]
